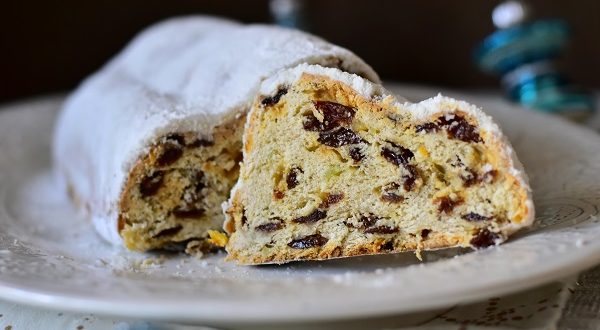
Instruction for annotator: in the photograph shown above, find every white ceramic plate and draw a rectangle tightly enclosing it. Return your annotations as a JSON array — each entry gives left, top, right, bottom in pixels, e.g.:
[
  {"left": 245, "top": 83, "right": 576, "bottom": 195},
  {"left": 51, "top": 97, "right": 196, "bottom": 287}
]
[{"left": 1, "top": 86, "right": 599, "bottom": 326}]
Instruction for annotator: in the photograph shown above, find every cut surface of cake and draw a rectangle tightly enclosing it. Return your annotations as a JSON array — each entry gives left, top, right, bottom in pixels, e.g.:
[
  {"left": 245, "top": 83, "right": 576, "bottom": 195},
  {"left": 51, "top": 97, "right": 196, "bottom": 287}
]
[
  {"left": 52, "top": 16, "right": 379, "bottom": 253},
  {"left": 224, "top": 64, "right": 534, "bottom": 264}
]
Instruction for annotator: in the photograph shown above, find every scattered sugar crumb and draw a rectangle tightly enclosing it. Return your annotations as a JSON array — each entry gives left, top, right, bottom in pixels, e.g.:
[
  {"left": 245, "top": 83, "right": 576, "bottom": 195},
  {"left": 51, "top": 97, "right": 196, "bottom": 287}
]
[{"left": 140, "top": 255, "right": 165, "bottom": 269}]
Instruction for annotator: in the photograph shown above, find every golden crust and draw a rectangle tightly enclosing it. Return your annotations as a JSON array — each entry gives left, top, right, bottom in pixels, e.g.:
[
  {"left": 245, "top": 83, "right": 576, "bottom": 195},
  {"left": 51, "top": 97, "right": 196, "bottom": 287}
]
[{"left": 225, "top": 230, "right": 467, "bottom": 265}]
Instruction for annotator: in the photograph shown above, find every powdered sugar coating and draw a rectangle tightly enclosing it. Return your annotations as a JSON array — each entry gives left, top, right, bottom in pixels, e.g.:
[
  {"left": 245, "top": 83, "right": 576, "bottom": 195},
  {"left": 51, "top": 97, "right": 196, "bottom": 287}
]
[{"left": 53, "top": 16, "right": 379, "bottom": 246}]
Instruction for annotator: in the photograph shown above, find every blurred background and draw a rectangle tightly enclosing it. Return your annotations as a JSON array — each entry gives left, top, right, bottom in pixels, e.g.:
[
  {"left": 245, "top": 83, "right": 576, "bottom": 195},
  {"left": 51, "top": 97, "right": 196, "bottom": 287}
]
[{"left": 1, "top": 0, "right": 599, "bottom": 103}]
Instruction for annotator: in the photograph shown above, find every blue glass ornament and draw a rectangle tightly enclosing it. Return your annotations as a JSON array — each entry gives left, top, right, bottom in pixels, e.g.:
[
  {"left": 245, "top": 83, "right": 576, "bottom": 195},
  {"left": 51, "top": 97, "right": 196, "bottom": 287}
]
[{"left": 474, "top": 1, "right": 595, "bottom": 121}]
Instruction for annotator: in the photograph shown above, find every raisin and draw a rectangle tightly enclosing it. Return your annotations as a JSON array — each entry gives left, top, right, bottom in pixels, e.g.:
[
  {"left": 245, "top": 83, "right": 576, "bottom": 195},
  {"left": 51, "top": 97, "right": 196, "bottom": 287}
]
[
  {"left": 172, "top": 207, "right": 205, "bottom": 218},
  {"left": 288, "top": 234, "right": 328, "bottom": 249},
  {"left": 470, "top": 229, "right": 500, "bottom": 249},
  {"left": 193, "top": 172, "right": 206, "bottom": 192},
  {"left": 381, "top": 182, "right": 403, "bottom": 203},
  {"left": 359, "top": 214, "right": 380, "bottom": 228},
  {"left": 156, "top": 143, "right": 183, "bottom": 166},
  {"left": 381, "top": 240, "right": 395, "bottom": 251},
  {"left": 293, "top": 209, "right": 327, "bottom": 224},
  {"left": 188, "top": 139, "right": 214, "bottom": 148},
  {"left": 241, "top": 212, "right": 248, "bottom": 227},
  {"left": 437, "top": 115, "right": 482, "bottom": 143},
  {"left": 415, "top": 122, "right": 439, "bottom": 133},
  {"left": 319, "top": 193, "right": 344, "bottom": 208},
  {"left": 461, "top": 168, "right": 480, "bottom": 187},
  {"left": 286, "top": 167, "right": 302, "bottom": 189},
  {"left": 302, "top": 101, "right": 357, "bottom": 134},
  {"left": 261, "top": 88, "right": 288, "bottom": 106},
  {"left": 314, "top": 101, "right": 356, "bottom": 129},
  {"left": 462, "top": 212, "right": 492, "bottom": 221},
  {"left": 381, "top": 193, "right": 404, "bottom": 203},
  {"left": 402, "top": 164, "right": 419, "bottom": 191},
  {"left": 302, "top": 114, "right": 325, "bottom": 131},
  {"left": 318, "top": 127, "right": 363, "bottom": 147},
  {"left": 421, "top": 229, "right": 431, "bottom": 239},
  {"left": 381, "top": 142, "right": 414, "bottom": 166},
  {"left": 437, "top": 196, "right": 463, "bottom": 214},
  {"left": 139, "top": 171, "right": 164, "bottom": 197},
  {"left": 165, "top": 133, "right": 185, "bottom": 145},
  {"left": 364, "top": 226, "right": 399, "bottom": 234},
  {"left": 256, "top": 218, "right": 284, "bottom": 232},
  {"left": 482, "top": 170, "right": 498, "bottom": 183},
  {"left": 273, "top": 190, "right": 285, "bottom": 199},
  {"left": 349, "top": 147, "right": 365, "bottom": 162},
  {"left": 153, "top": 225, "right": 183, "bottom": 238}
]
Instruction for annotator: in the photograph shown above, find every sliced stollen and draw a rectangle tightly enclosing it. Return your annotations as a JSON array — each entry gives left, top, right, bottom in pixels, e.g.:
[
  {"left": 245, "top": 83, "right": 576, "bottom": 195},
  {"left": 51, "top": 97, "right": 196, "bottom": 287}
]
[
  {"left": 224, "top": 64, "right": 534, "bottom": 265},
  {"left": 53, "top": 16, "right": 379, "bottom": 253}
]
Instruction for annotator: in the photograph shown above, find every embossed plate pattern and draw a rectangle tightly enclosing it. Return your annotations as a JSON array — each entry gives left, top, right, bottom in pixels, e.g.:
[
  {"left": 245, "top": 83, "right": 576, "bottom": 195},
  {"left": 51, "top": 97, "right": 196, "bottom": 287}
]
[{"left": 0, "top": 87, "right": 599, "bottom": 326}]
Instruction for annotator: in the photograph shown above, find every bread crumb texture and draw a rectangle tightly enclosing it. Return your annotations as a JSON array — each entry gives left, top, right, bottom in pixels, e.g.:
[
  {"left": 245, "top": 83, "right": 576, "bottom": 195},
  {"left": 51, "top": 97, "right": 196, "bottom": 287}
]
[
  {"left": 225, "top": 72, "right": 531, "bottom": 265},
  {"left": 119, "top": 117, "right": 243, "bottom": 252}
]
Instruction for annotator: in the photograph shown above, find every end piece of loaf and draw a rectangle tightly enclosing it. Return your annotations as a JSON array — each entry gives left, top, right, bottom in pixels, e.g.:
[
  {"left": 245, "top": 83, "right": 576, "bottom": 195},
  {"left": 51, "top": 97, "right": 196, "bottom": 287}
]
[
  {"left": 53, "top": 17, "right": 378, "bottom": 253},
  {"left": 224, "top": 64, "right": 534, "bottom": 265}
]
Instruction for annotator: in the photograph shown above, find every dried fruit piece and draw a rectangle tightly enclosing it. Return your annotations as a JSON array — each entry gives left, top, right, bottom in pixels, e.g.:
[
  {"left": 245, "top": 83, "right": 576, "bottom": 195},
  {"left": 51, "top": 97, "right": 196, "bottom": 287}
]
[
  {"left": 438, "top": 115, "right": 482, "bottom": 143},
  {"left": 156, "top": 142, "right": 183, "bottom": 166},
  {"left": 207, "top": 230, "right": 228, "bottom": 247},
  {"left": 437, "top": 196, "right": 464, "bottom": 214},
  {"left": 462, "top": 212, "right": 492, "bottom": 221},
  {"left": 359, "top": 214, "right": 380, "bottom": 228},
  {"left": 461, "top": 168, "right": 479, "bottom": 187},
  {"left": 241, "top": 212, "right": 248, "bottom": 227},
  {"left": 421, "top": 229, "right": 431, "bottom": 239},
  {"left": 470, "top": 229, "right": 500, "bottom": 249},
  {"left": 139, "top": 171, "right": 164, "bottom": 197},
  {"left": 273, "top": 190, "right": 285, "bottom": 200},
  {"left": 314, "top": 101, "right": 356, "bottom": 129},
  {"left": 402, "top": 164, "right": 419, "bottom": 191},
  {"left": 256, "top": 218, "right": 284, "bottom": 232},
  {"left": 482, "top": 170, "right": 498, "bottom": 183},
  {"left": 293, "top": 209, "right": 327, "bottom": 224},
  {"left": 365, "top": 226, "right": 399, "bottom": 234},
  {"left": 318, "top": 127, "right": 363, "bottom": 147},
  {"left": 188, "top": 138, "right": 214, "bottom": 148},
  {"left": 193, "top": 171, "right": 206, "bottom": 192},
  {"left": 381, "top": 240, "right": 395, "bottom": 251},
  {"left": 261, "top": 88, "right": 288, "bottom": 106},
  {"left": 381, "top": 182, "right": 404, "bottom": 203},
  {"left": 288, "top": 234, "right": 328, "bottom": 249},
  {"left": 381, "top": 142, "right": 414, "bottom": 166},
  {"left": 286, "top": 167, "right": 302, "bottom": 189},
  {"left": 349, "top": 147, "right": 365, "bottom": 162},
  {"left": 381, "top": 193, "right": 404, "bottom": 203},
  {"left": 302, "top": 114, "right": 325, "bottom": 131},
  {"left": 319, "top": 193, "right": 344, "bottom": 208},
  {"left": 172, "top": 207, "right": 205, "bottom": 218},
  {"left": 153, "top": 225, "right": 183, "bottom": 238},
  {"left": 415, "top": 122, "right": 439, "bottom": 133}
]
